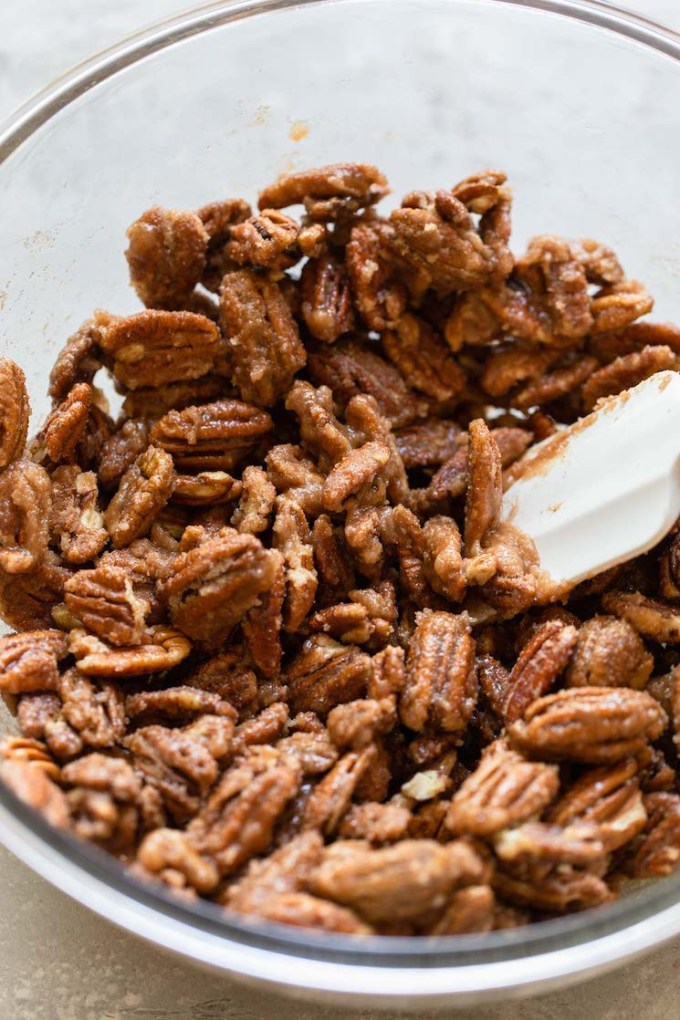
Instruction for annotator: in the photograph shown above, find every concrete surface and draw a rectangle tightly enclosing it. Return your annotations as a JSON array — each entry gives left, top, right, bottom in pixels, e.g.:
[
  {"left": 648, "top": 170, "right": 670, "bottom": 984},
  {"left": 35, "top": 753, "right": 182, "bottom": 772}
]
[{"left": 1, "top": 1, "right": 679, "bottom": 1017}]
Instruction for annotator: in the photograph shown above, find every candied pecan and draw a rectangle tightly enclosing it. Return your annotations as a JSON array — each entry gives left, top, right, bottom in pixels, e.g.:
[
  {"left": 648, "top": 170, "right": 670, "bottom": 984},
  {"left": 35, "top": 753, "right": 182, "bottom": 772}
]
[
  {"left": 508, "top": 688, "right": 667, "bottom": 763},
  {"left": 231, "top": 703, "right": 289, "bottom": 757},
  {"left": 589, "top": 279, "right": 653, "bottom": 334},
  {"left": 631, "top": 793, "right": 680, "bottom": 877},
  {"left": 150, "top": 398, "right": 272, "bottom": 473},
  {"left": 581, "top": 345, "right": 676, "bottom": 412},
  {"left": 0, "top": 554, "right": 70, "bottom": 631},
  {"left": 400, "top": 611, "right": 476, "bottom": 733},
  {"left": 338, "top": 801, "right": 411, "bottom": 843},
  {"left": 61, "top": 752, "right": 143, "bottom": 851},
  {"left": 48, "top": 321, "right": 101, "bottom": 402},
  {"left": 126, "top": 687, "right": 236, "bottom": 728},
  {"left": 69, "top": 626, "right": 190, "bottom": 677},
  {"left": 276, "top": 730, "right": 338, "bottom": 777},
  {"left": 137, "top": 828, "right": 219, "bottom": 893},
  {"left": 590, "top": 320, "right": 680, "bottom": 361},
  {"left": 322, "top": 442, "right": 390, "bottom": 514},
  {"left": 172, "top": 471, "right": 241, "bottom": 507},
  {"left": 512, "top": 355, "right": 598, "bottom": 411},
  {"left": 125, "top": 206, "right": 208, "bottom": 309},
  {"left": 446, "top": 740, "right": 558, "bottom": 837},
  {"left": 0, "top": 630, "right": 67, "bottom": 695},
  {"left": 188, "top": 746, "right": 301, "bottom": 874},
  {"left": 327, "top": 697, "right": 396, "bottom": 750},
  {"left": 219, "top": 269, "right": 305, "bottom": 407},
  {"left": 0, "top": 758, "right": 69, "bottom": 828},
  {"left": 226, "top": 209, "right": 299, "bottom": 272},
  {"left": 310, "top": 339, "right": 427, "bottom": 431},
  {"left": 602, "top": 591, "right": 680, "bottom": 644},
  {"left": 16, "top": 694, "right": 61, "bottom": 740},
  {"left": 285, "top": 636, "right": 371, "bottom": 716},
  {"left": 285, "top": 381, "right": 352, "bottom": 469},
  {"left": 97, "top": 420, "right": 149, "bottom": 490},
  {"left": 97, "top": 309, "right": 220, "bottom": 390},
  {"left": 516, "top": 235, "right": 593, "bottom": 341},
  {"left": 493, "top": 863, "right": 611, "bottom": 913},
  {"left": 307, "top": 838, "right": 486, "bottom": 925},
  {"left": 197, "top": 197, "right": 252, "bottom": 291},
  {"left": 0, "top": 460, "right": 51, "bottom": 574},
  {"left": 0, "top": 359, "right": 29, "bottom": 469},
  {"left": 390, "top": 179, "right": 511, "bottom": 296},
  {"left": 380, "top": 504, "right": 431, "bottom": 606},
  {"left": 368, "top": 646, "right": 406, "bottom": 700},
  {"left": 230, "top": 466, "right": 275, "bottom": 534},
  {"left": 382, "top": 314, "right": 465, "bottom": 401},
  {"left": 345, "top": 220, "right": 409, "bottom": 332},
  {"left": 548, "top": 759, "right": 647, "bottom": 852},
  {"left": 242, "top": 551, "right": 284, "bottom": 680},
  {"left": 127, "top": 714, "right": 233, "bottom": 824},
  {"left": 263, "top": 503, "right": 312, "bottom": 623},
  {"left": 97, "top": 538, "right": 175, "bottom": 622},
  {"left": 0, "top": 736, "right": 59, "bottom": 780},
  {"left": 163, "top": 528, "right": 278, "bottom": 647},
  {"left": 38, "top": 382, "right": 92, "bottom": 463},
  {"left": 42, "top": 669, "right": 125, "bottom": 762},
  {"left": 493, "top": 821, "right": 605, "bottom": 868},
  {"left": 258, "top": 163, "right": 388, "bottom": 220},
  {"left": 422, "top": 516, "right": 466, "bottom": 603},
  {"left": 565, "top": 615, "right": 653, "bottom": 690},
  {"left": 104, "top": 445, "right": 175, "bottom": 549},
  {"left": 427, "top": 885, "right": 496, "bottom": 936},
  {"left": 503, "top": 619, "right": 578, "bottom": 724},
  {"left": 312, "top": 514, "right": 356, "bottom": 598},
  {"left": 184, "top": 649, "right": 258, "bottom": 718},
  {"left": 49, "top": 466, "right": 108, "bottom": 565},
  {"left": 300, "top": 254, "right": 355, "bottom": 343},
  {"left": 394, "top": 419, "right": 461, "bottom": 470},
  {"left": 481, "top": 344, "right": 558, "bottom": 398},
  {"left": 464, "top": 419, "right": 502, "bottom": 556},
  {"left": 266, "top": 444, "right": 325, "bottom": 518},
  {"left": 302, "top": 746, "right": 377, "bottom": 836},
  {"left": 309, "top": 583, "right": 396, "bottom": 648}
]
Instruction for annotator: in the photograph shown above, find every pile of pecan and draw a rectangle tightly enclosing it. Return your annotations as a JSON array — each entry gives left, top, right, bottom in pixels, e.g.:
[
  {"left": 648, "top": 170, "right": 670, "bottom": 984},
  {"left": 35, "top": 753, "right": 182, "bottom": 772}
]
[{"left": 1, "top": 162, "right": 680, "bottom": 938}]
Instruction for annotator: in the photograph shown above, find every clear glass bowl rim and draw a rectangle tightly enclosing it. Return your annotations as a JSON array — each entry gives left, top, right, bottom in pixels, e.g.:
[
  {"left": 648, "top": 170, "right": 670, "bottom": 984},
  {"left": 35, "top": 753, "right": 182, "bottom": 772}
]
[{"left": 1, "top": 0, "right": 680, "bottom": 988}]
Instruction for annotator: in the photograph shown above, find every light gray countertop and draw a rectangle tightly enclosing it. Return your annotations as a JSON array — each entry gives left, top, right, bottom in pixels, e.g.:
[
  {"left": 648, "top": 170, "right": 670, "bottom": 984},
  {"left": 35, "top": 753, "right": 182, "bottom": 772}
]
[{"left": 1, "top": 2, "right": 679, "bottom": 1017}]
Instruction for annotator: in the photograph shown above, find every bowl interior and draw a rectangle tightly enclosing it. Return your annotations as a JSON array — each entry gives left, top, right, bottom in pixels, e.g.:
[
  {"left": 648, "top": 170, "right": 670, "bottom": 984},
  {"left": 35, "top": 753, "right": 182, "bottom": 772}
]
[{"left": 1, "top": 0, "right": 680, "bottom": 995}]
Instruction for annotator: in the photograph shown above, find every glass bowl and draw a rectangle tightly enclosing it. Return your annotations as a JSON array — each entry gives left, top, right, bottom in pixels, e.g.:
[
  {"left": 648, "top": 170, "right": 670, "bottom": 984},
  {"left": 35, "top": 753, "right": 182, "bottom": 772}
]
[{"left": 1, "top": 0, "right": 680, "bottom": 1007}]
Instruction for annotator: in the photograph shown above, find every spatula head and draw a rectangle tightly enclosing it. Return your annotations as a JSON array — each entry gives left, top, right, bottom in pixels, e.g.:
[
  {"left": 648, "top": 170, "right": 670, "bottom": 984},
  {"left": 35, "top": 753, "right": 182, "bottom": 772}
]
[{"left": 502, "top": 371, "right": 680, "bottom": 589}]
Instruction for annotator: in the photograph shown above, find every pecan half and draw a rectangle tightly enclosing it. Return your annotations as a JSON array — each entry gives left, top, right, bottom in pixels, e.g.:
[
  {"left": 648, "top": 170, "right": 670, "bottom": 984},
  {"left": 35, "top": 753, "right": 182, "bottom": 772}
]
[
  {"left": 285, "top": 636, "right": 371, "bottom": 716},
  {"left": 447, "top": 739, "right": 558, "bottom": 837},
  {"left": 137, "top": 828, "right": 219, "bottom": 894},
  {"left": 565, "top": 615, "right": 653, "bottom": 689},
  {"left": 64, "top": 563, "right": 151, "bottom": 647},
  {"left": 104, "top": 446, "right": 176, "bottom": 548},
  {"left": 307, "top": 838, "right": 486, "bottom": 925},
  {"left": 258, "top": 163, "right": 389, "bottom": 220},
  {"left": 508, "top": 688, "right": 667, "bottom": 763},
  {"left": 226, "top": 209, "right": 299, "bottom": 272},
  {"left": 49, "top": 465, "right": 108, "bottom": 564},
  {"left": 631, "top": 793, "right": 680, "bottom": 877},
  {"left": 97, "top": 309, "right": 220, "bottom": 390},
  {"left": 300, "top": 254, "right": 355, "bottom": 343},
  {"left": 48, "top": 321, "right": 101, "bottom": 403},
  {"left": 163, "top": 527, "right": 278, "bottom": 646},
  {"left": 219, "top": 269, "right": 306, "bottom": 406},
  {"left": 0, "top": 460, "right": 51, "bottom": 574},
  {"left": 382, "top": 313, "right": 465, "bottom": 401},
  {"left": 125, "top": 206, "right": 208, "bottom": 309},
  {"left": 302, "top": 746, "right": 377, "bottom": 836},
  {"left": 464, "top": 419, "right": 502, "bottom": 556},
  {"left": 266, "top": 444, "right": 325, "bottom": 518},
  {"left": 0, "top": 359, "right": 29, "bottom": 469},
  {"left": 0, "top": 759, "right": 69, "bottom": 828},
  {"left": 149, "top": 398, "right": 272, "bottom": 472},
  {"left": 547, "top": 759, "right": 647, "bottom": 852},
  {"left": 602, "top": 591, "right": 680, "bottom": 644},
  {"left": 69, "top": 626, "right": 191, "bottom": 677},
  {"left": 0, "top": 630, "right": 68, "bottom": 695},
  {"left": 188, "top": 746, "right": 301, "bottom": 875},
  {"left": 272, "top": 497, "right": 318, "bottom": 633},
  {"left": 400, "top": 611, "right": 477, "bottom": 733},
  {"left": 503, "top": 619, "right": 578, "bottom": 724}
]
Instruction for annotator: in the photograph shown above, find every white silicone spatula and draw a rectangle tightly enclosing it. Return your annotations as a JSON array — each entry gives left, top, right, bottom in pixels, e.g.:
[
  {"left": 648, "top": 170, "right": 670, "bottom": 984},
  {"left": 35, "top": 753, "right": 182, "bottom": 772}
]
[{"left": 501, "top": 371, "right": 680, "bottom": 590}]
